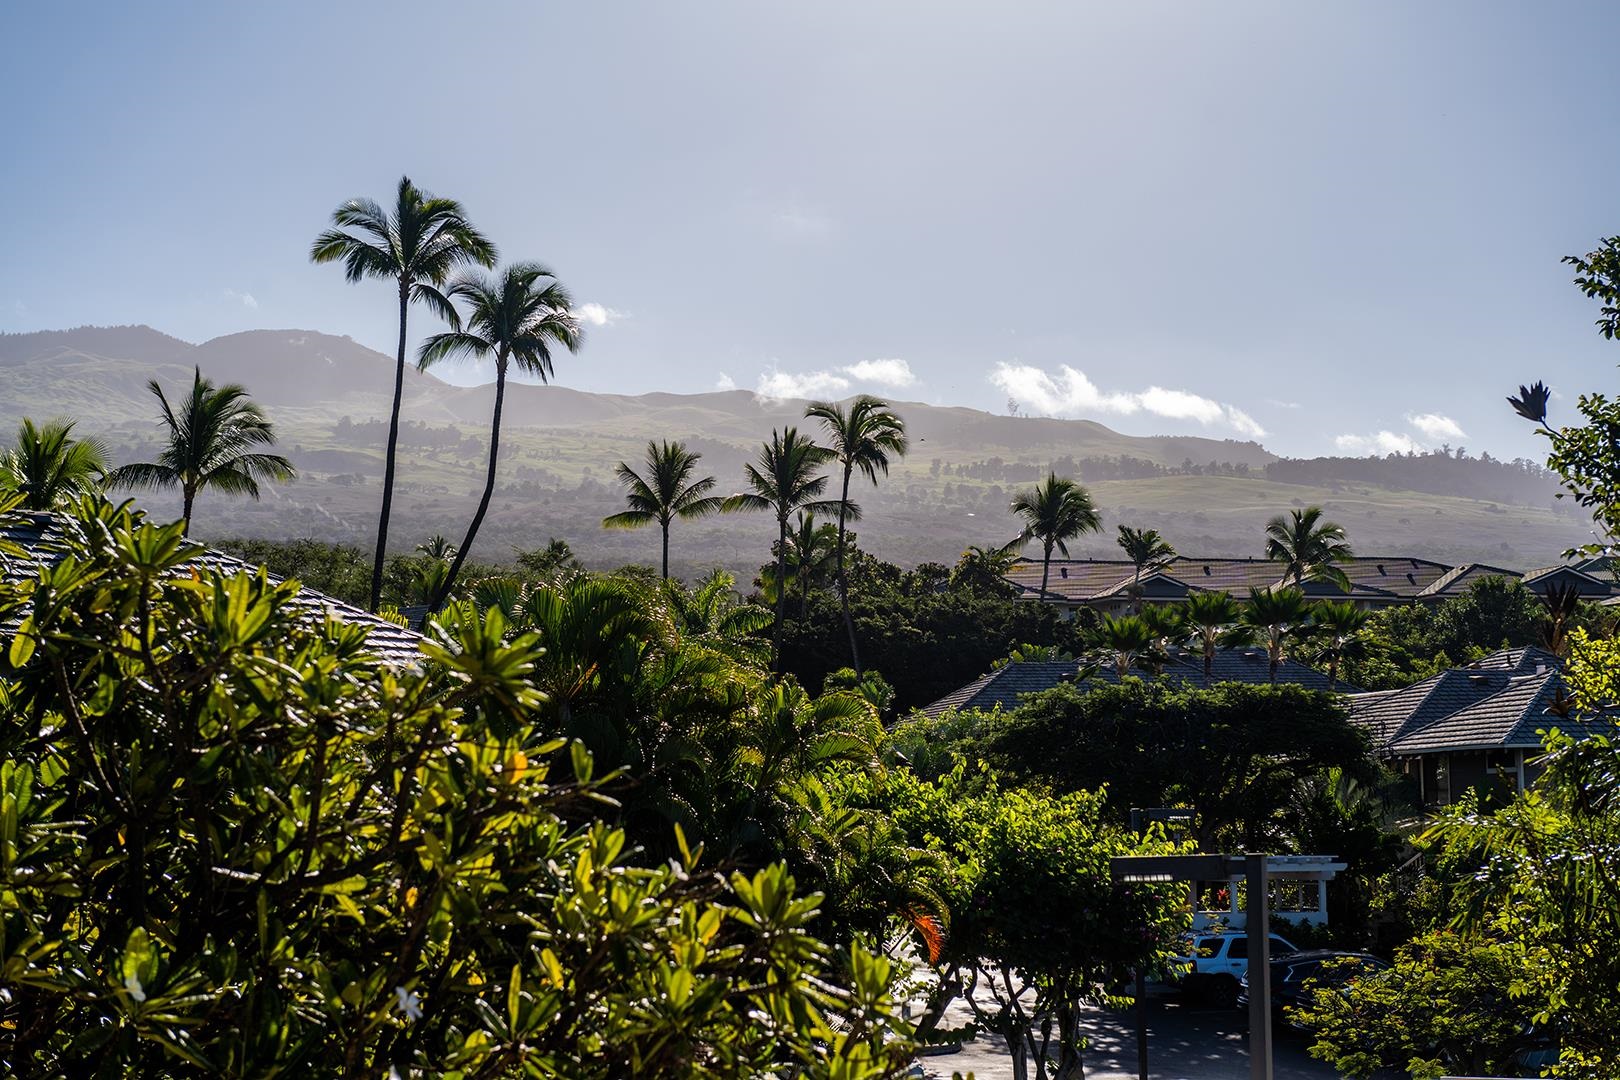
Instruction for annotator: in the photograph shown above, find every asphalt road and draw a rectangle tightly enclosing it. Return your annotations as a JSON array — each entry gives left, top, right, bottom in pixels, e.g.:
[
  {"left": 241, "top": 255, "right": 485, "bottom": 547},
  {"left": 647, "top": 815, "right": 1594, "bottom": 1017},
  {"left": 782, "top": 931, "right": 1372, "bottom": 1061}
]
[{"left": 915, "top": 995, "right": 1343, "bottom": 1080}]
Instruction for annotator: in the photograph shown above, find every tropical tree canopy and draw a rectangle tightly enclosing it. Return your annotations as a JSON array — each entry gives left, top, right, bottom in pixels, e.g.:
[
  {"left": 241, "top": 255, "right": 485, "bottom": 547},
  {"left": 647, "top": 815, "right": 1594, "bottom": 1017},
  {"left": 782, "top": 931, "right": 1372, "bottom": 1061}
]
[
  {"left": 418, "top": 262, "right": 582, "bottom": 606},
  {"left": 1009, "top": 473, "right": 1103, "bottom": 596},
  {"left": 310, "top": 175, "right": 496, "bottom": 611},
  {"left": 0, "top": 417, "right": 108, "bottom": 511},
  {"left": 107, "top": 367, "right": 294, "bottom": 532},
  {"left": 602, "top": 439, "right": 722, "bottom": 578},
  {"left": 806, "top": 395, "right": 907, "bottom": 675},
  {"left": 723, "top": 427, "right": 838, "bottom": 672},
  {"left": 1264, "top": 506, "right": 1353, "bottom": 589}
]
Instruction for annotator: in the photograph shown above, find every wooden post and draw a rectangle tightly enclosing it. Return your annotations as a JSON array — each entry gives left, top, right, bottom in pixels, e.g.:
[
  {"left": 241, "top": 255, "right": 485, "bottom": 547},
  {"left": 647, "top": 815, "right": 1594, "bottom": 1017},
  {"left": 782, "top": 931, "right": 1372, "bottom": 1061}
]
[{"left": 1246, "top": 854, "right": 1272, "bottom": 1080}]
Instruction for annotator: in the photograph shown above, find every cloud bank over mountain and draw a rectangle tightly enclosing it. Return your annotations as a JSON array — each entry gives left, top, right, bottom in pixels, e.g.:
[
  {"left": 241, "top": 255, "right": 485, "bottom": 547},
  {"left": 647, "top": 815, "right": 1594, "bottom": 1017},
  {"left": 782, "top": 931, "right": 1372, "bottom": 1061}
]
[{"left": 988, "top": 361, "right": 1265, "bottom": 438}]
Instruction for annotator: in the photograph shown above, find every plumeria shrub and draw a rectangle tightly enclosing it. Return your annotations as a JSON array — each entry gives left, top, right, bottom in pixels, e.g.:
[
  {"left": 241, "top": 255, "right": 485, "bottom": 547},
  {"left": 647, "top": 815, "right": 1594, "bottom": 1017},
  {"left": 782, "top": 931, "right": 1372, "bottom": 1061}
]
[{"left": 0, "top": 498, "right": 916, "bottom": 1077}]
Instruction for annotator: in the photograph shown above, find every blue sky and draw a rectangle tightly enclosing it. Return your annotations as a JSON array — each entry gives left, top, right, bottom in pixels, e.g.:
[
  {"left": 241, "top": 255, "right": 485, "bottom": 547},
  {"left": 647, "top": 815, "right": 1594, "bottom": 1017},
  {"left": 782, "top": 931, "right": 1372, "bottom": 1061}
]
[{"left": 3, "top": 1, "right": 1619, "bottom": 459}]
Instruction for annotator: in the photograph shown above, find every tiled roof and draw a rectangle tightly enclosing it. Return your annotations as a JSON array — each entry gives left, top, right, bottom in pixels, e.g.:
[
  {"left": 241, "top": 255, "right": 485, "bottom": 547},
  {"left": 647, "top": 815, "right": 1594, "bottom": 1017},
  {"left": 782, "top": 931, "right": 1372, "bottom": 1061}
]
[
  {"left": 1388, "top": 672, "right": 1617, "bottom": 753},
  {"left": 1004, "top": 556, "right": 1620, "bottom": 605},
  {"left": 1004, "top": 555, "right": 1455, "bottom": 603},
  {"left": 1347, "top": 648, "right": 1616, "bottom": 755},
  {"left": 1416, "top": 562, "right": 1521, "bottom": 599},
  {"left": 918, "top": 647, "right": 1349, "bottom": 717},
  {"left": 0, "top": 510, "right": 424, "bottom": 668}
]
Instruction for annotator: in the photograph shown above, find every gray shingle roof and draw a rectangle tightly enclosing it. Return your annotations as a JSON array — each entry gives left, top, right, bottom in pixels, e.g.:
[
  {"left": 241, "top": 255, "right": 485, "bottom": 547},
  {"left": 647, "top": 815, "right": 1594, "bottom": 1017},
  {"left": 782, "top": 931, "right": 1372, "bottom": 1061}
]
[
  {"left": 918, "top": 646, "right": 1349, "bottom": 717},
  {"left": 1347, "top": 647, "right": 1616, "bottom": 755},
  {"left": 1, "top": 510, "right": 425, "bottom": 668}
]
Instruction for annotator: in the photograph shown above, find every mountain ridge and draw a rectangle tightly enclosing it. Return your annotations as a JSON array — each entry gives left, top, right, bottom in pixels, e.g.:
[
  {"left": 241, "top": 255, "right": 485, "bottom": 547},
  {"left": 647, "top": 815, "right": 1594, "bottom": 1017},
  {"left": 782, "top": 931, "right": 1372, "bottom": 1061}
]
[{"left": 0, "top": 324, "right": 1588, "bottom": 572}]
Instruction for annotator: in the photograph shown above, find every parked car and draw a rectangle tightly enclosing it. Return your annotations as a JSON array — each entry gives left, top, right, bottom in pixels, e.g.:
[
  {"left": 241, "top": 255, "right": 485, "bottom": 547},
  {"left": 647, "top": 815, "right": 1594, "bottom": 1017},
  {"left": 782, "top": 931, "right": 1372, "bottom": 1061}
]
[
  {"left": 1169, "top": 931, "right": 1297, "bottom": 1006},
  {"left": 1237, "top": 949, "right": 1387, "bottom": 1026}
]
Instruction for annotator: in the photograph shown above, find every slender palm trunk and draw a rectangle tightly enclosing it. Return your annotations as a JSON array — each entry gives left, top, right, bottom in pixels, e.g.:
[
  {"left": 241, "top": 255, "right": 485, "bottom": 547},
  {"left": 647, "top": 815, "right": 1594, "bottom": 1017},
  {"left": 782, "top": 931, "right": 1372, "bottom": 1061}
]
[
  {"left": 1269, "top": 637, "right": 1281, "bottom": 683},
  {"left": 1328, "top": 648, "right": 1340, "bottom": 690},
  {"left": 1132, "top": 564, "right": 1143, "bottom": 613},
  {"left": 181, "top": 482, "right": 196, "bottom": 536},
  {"left": 1040, "top": 540, "right": 1054, "bottom": 595},
  {"left": 835, "top": 463, "right": 861, "bottom": 674},
  {"left": 661, "top": 518, "right": 670, "bottom": 580},
  {"left": 435, "top": 356, "right": 507, "bottom": 610},
  {"left": 1204, "top": 642, "right": 1214, "bottom": 688},
  {"left": 370, "top": 283, "right": 410, "bottom": 611},
  {"left": 773, "top": 513, "right": 789, "bottom": 675}
]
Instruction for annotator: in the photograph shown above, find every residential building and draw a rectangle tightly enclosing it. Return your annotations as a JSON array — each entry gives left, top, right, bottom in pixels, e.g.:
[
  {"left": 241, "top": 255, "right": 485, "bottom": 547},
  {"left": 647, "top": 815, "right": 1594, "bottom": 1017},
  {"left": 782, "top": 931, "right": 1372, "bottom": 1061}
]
[
  {"left": 1345, "top": 647, "right": 1616, "bottom": 809},
  {"left": 1002, "top": 555, "right": 1619, "bottom": 616}
]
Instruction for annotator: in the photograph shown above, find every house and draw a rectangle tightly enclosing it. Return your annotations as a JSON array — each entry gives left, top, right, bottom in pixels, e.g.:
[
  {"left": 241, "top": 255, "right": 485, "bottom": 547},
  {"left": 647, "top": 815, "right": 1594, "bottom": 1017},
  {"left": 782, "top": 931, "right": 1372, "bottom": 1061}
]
[
  {"left": 1001, "top": 556, "right": 1620, "bottom": 617},
  {"left": 0, "top": 509, "right": 424, "bottom": 667},
  {"left": 918, "top": 645, "right": 1352, "bottom": 718},
  {"left": 1345, "top": 647, "right": 1616, "bottom": 808}
]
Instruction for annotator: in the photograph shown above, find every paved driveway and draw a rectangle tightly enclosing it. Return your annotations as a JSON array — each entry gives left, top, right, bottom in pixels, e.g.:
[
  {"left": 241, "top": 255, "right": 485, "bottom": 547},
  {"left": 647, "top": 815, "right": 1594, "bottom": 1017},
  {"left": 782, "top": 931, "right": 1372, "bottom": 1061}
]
[{"left": 915, "top": 994, "right": 1343, "bottom": 1080}]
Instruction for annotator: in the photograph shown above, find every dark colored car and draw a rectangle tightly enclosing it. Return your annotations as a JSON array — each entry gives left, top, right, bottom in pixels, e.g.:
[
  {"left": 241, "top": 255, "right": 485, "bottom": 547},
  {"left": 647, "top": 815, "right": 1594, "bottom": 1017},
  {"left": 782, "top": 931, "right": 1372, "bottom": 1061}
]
[{"left": 1237, "top": 949, "right": 1387, "bottom": 1026}]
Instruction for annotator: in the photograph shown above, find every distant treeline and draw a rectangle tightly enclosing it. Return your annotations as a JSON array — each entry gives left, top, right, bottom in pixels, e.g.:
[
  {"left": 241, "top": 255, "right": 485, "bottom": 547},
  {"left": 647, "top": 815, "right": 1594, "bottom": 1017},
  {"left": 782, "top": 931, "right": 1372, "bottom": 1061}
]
[
  {"left": 332, "top": 416, "right": 481, "bottom": 452},
  {"left": 937, "top": 454, "right": 1257, "bottom": 483},
  {"left": 1264, "top": 449, "right": 1560, "bottom": 507},
  {"left": 938, "top": 448, "right": 1563, "bottom": 507}
]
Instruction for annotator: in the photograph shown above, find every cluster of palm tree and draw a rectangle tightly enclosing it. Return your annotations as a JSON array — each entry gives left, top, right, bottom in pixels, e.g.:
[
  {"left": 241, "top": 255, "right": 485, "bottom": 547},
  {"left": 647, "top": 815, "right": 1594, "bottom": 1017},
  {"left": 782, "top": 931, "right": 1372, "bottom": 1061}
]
[
  {"left": 2, "top": 371, "right": 297, "bottom": 533},
  {"left": 1088, "top": 588, "right": 1369, "bottom": 688},
  {"left": 600, "top": 397, "right": 908, "bottom": 676},
  {"left": 312, "top": 176, "right": 579, "bottom": 611}
]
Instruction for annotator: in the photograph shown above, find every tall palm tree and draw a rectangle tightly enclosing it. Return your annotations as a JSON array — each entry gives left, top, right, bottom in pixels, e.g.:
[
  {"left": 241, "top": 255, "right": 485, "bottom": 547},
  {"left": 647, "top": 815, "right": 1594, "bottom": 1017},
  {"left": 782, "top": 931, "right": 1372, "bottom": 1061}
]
[
  {"left": 806, "top": 395, "right": 908, "bottom": 675},
  {"left": 108, "top": 368, "right": 295, "bottom": 533},
  {"left": 0, "top": 417, "right": 109, "bottom": 510},
  {"left": 1309, "top": 600, "right": 1369, "bottom": 689},
  {"left": 417, "top": 263, "right": 581, "bottom": 609},
  {"left": 779, "top": 511, "right": 839, "bottom": 617},
  {"left": 310, "top": 176, "right": 496, "bottom": 612},
  {"left": 1009, "top": 472, "right": 1104, "bottom": 596},
  {"left": 1184, "top": 590, "right": 1251, "bottom": 687},
  {"left": 722, "top": 427, "right": 838, "bottom": 673},
  {"left": 1093, "top": 613, "right": 1157, "bottom": 679},
  {"left": 1241, "top": 586, "right": 1315, "bottom": 683},
  {"left": 601, "top": 439, "right": 723, "bottom": 579},
  {"left": 1116, "top": 525, "right": 1177, "bottom": 612},
  {"left": 1264, "top": 506, "right": 1353, "bottom": 590}
]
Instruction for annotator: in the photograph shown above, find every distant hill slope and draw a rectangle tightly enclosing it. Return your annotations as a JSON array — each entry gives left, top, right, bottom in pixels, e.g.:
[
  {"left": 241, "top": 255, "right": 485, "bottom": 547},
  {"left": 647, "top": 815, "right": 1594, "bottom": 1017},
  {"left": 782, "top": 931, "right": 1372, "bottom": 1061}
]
[{"left": 0, "top": 325, "right": 1590, "bottom": 572}]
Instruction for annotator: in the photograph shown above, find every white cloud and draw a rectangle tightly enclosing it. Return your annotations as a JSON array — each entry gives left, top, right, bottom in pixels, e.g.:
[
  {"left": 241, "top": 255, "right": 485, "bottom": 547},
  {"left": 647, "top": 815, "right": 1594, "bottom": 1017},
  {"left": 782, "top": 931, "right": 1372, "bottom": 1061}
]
[
  {"left": 1334, "top": 430, "right": 1424, "bottom": 455},
  {"left": 842, "top": 357, "right": 916, "bottom": 388},
  {"left": 988, "top": 362, "right": 1266, "bottom": 438},
  {"left": 757, "top": 367, "right": 852, "bottom": 400},
  {"left": 223, "top": 288, "right": 258, "bottom": 310},
  {"left": 752, "top": 357, "right": 919, "bottom": 400},
  {"left": 715, "top": 372, "right": 737, "bottom": 391},
  {"left": 1406, "top": 412, "right": 1466, "bottom": 441},
  {"left": 574, "top": 302, "right": 623, "bottom": 327},
  {"left": 1266, "top": 398, "right": 1302, "bottom": 409}
]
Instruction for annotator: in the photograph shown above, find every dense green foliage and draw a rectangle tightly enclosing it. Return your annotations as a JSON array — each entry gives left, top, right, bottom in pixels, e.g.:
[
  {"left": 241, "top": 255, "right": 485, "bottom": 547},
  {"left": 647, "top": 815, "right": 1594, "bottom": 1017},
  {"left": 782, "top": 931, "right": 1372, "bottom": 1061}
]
[
  {"left": 775, "top": 550, "right": 1085, "bottom": 710},
  {"left": 0, "top": 498, "right": 916, "bottom": 1076},
  {"left": 898, "top": 679, "right": 1378, "bottom": 849},
  {"left": 1293, "top": 931, "right": 1548, "bottom": 1079},
  {"left": 848, "top": 768, "right": 1187, "bottom": 1080}
]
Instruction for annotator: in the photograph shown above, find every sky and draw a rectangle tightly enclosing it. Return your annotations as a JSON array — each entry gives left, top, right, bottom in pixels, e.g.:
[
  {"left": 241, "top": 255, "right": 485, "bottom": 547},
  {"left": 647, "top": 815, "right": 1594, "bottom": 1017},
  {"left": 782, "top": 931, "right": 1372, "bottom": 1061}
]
[{"left": 4, "top": 0, "right": 1620, "bottom": 460}]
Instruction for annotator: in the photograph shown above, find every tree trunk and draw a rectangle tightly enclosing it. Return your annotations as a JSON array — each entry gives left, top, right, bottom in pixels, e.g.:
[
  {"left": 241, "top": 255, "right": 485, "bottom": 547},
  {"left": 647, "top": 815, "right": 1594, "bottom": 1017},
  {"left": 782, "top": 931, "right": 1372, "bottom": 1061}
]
[
  {"left": 181, "top": 484, "right": 195, "bottom": 536},
  {"left": 1053, "top": 1004, "right": 1086, "bottom": 1079},
  {"left": 773, "top": 512, "right": 789, "bottom": 675},
  {"left": 1041, "top": 540, "right": 1053, "bottom": 595},
  {"left": 370, "top": 282, "right": 409, "bottom": 612},
  {"left": 1205, "top": 643, "right": 1215, "bottom": 688},
  {"left": 435, "top": 355, "right": 507, "bottom": 611},
  {"left": 661, "top": 518, "right": 670, "bottom": 580},
  {"left": 835, "top": 463, "right": 862, "bottom": 674}
]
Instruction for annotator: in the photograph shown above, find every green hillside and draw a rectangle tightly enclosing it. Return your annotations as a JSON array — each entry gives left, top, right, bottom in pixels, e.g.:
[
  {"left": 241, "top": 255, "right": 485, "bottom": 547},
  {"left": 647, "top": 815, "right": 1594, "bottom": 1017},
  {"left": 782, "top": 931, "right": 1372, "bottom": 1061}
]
[{"left": 0, "top": 325, "right": 1591, "bottom": 576}]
